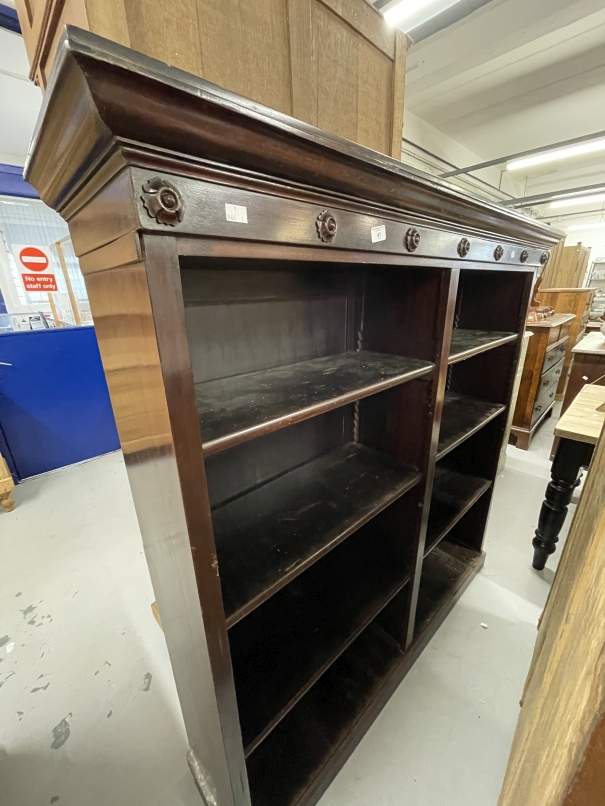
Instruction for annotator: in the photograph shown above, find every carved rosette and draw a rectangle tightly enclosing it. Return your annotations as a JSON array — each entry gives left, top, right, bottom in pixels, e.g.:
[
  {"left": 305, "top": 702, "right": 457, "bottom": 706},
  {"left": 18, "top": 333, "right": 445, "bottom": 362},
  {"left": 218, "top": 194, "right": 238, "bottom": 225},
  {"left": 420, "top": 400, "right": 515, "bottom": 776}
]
[
  {"left": 405, "top": 228, "right": 420, "bottom": 252},
  {"left": 316, "top": 210, "right": 337, "bottom": 242},
  {"left": 520, "top": 250, "right": 530, "bottom": 263},
  {"left": 494, "top": 245, "right": 504, "bottom": 262},
  {"left": 458, "top": 237, "right": 471, "bottom": 258},
  {"left": 141, "top": 177, "right": 184, "bottom": 226},
  {"left": 540, "top": 251, "right": 550, "bottom": 266}
]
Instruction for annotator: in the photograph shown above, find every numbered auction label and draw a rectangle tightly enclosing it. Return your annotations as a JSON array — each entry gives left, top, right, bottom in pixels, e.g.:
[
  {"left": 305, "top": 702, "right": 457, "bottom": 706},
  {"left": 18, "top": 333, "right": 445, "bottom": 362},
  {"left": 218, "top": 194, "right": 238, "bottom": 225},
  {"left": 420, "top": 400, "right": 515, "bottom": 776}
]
[
  {"left": 225, "top": 204, "right": 248, "bottom": 223},
  {"left": 371, "top": 225, "right": 386, "bottom": 243}
]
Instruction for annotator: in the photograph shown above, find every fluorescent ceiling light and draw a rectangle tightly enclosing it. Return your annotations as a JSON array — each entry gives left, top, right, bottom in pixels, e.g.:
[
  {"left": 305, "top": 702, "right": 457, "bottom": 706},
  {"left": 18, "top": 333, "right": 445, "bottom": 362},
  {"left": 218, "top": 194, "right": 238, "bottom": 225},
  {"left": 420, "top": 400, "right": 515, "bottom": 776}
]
[
  {"left": 567, "top": 222, "right": 605, "bottom": 231},
  {"left": 550, "top": 193, "right": 605, "bottom": 209},
  {"left": 384, "top": 0, "right": 462, "bottom": 30},
  {"left": 507, "top": 137, "right": 605, "bottom": 171}
]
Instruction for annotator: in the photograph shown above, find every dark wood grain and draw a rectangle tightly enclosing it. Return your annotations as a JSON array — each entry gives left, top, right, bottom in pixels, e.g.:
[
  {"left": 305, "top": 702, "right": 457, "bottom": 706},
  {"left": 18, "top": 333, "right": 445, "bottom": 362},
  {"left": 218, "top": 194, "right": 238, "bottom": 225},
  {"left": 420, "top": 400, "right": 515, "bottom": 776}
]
[
  {"left": 23, "top": 28, "right": 547, "bottom": 806},
  {"left": 449, "top": 329, "right": 517, "bottom": 365},
  {"left": 196, "top": 351, "right": 433, "bottom": 455},
  {"left": 425, "top": 468, "right": 491, "bottom": 556},
  {"left": 230, "top": 501, "right": 415, "bottom": 755},
  {"left": 213, "top": 443, "right": 421, "bottom": 626},
  {"left": 414, "top": 540, "right": 482, "bottom": 634},
  {"left": 245, "top": 621, "right": 404, "bottom": 806},
  {"left": 437, "top": 392, "right": 506, "bottom": 460}
]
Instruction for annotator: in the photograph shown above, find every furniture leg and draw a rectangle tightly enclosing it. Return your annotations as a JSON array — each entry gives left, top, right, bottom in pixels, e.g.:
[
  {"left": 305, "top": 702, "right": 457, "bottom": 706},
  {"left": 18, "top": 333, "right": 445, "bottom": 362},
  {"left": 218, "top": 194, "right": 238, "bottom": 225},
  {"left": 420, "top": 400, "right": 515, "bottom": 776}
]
[
  {"left": 532, "top": 438, "right": 594, "bottom": 570},
  {"left": 0, "top": 493, "right": 15, "bottom": 512}
]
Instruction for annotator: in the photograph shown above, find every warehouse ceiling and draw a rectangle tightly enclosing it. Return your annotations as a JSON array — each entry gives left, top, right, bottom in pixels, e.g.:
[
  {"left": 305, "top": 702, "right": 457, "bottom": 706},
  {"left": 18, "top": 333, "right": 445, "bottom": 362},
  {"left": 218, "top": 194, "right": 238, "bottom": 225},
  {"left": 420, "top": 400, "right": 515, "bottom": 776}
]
[{"left": 369, "top": 0, "right": 605, "bottom": 228}]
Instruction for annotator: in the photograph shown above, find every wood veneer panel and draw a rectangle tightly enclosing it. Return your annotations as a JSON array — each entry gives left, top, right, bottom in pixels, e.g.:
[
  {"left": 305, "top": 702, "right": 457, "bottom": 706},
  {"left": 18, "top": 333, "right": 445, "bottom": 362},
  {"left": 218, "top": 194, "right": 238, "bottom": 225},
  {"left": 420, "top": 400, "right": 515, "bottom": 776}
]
[{"left": 449, "top": 329, "right": 517, "bottom": 365}]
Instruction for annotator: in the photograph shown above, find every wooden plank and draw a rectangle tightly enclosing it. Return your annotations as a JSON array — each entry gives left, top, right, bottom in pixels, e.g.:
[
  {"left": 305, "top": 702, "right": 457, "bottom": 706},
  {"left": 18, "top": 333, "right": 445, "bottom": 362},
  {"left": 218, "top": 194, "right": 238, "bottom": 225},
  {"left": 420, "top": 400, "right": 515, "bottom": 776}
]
[
  {"left": 196, "top": 0, "right": 291, "bottom": 113},
  {"left": 319, "top": 0, "right": 395, "bottom": 58},
  {"left": 195, "top": 351, "right": 433, "bottom": 456},
  {"left": 356, "top": 36, "right": 391, "bottom": 153},
  {"left": 554, "top": 385, "right": 605, "bottom": 445},
  {"left": 124, "top": 0, "right": 203, "bottom": 75},
  {"left": 390, "top": 30, "right": 407, "bottom": 158},
  {"left": 213, "top": 443, "right": 421, "bottom": 625},
  {"left": 288, "top": 0, "right": 316, "bottom": 123},
  {"left": 572, "top": 331, "right": 605, "bottom": 355},
  {"left": 498, "top": 423, "right": 605, "bottom": 806},
  {"left": 85, "top": 0, "right": 130, "bottom": 47},
  {"left": 315, "top": 1, "right": 359, "bottom": 143}
]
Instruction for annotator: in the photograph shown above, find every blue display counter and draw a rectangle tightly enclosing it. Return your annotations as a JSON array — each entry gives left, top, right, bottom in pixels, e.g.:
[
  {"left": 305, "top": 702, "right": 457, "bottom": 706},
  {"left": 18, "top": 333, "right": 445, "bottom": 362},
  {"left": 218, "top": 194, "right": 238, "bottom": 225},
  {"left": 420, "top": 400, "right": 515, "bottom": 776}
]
[{"left": 0, "top": 326, "right": 119, "bottom": 480}]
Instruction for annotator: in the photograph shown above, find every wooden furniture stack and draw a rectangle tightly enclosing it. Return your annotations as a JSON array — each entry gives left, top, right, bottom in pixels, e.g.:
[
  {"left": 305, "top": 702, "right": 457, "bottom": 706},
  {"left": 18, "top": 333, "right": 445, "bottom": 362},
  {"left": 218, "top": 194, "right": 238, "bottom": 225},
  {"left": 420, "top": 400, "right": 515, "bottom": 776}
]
[
  {"left": 511, "top": 314, "right": 575, "bottom": 450},
  {"left": 541, "top": 241, "right": 592, "bottom": 288},
  {"left": 535, "top": 288, "right": 596, "bottom": 400},
  {"left": 26, "top": 29, "right": 559, "bottom": 806},
  {"left": 14, "top": 0, "right": 407, "bottom": 158}
]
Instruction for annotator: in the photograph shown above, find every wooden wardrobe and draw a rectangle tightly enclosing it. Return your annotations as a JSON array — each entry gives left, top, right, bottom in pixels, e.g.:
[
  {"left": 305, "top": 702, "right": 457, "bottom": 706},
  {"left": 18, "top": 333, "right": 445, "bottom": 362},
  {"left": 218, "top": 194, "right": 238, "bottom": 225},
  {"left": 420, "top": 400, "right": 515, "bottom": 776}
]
[{"left": 26, "top": 28, "right": 560, "bottom": 806}]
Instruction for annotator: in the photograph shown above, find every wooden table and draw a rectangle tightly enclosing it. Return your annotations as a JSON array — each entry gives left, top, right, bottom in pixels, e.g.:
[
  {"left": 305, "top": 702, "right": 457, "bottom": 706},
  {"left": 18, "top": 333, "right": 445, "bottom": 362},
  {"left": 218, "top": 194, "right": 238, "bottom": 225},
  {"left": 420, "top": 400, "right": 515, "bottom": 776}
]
[
  {"left": 532, "top": 384, "right": 605, "bottom": 569},
  {"left": 561, "top": 331, "right": 605, "bottom": 416}
]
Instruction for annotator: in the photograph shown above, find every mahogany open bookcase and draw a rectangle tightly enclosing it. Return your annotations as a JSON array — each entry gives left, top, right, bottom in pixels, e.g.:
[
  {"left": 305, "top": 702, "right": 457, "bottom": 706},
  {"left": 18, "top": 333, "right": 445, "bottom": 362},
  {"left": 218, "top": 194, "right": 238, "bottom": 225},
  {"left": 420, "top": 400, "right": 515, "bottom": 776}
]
[{"left": 27, "top": 28, "right": 560, "bottom": 806}]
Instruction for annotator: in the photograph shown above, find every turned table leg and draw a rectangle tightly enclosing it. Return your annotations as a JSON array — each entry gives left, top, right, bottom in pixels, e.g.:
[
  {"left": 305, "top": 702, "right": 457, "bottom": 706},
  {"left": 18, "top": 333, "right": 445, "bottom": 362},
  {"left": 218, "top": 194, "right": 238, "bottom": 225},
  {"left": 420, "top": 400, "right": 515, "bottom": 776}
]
[
  {"left": 0, "top": 492, "right": 15, "bottom": 512},
  {"left": 532, "top": 438, "right": 594, "bottom": 570}
]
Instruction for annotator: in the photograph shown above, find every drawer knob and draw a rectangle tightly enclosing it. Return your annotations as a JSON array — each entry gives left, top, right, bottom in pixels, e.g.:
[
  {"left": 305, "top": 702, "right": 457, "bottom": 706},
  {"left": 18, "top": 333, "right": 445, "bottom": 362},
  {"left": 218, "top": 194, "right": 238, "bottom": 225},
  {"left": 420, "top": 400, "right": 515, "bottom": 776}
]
[
  {"left": 520, "top": 250, "right": 530, "bottom": 263},
  {"left": 541, "top": 251, "right": 550, "bottom": 266},
  {"left": 494, "top": 245, "right": 504, "bottom": 261}
]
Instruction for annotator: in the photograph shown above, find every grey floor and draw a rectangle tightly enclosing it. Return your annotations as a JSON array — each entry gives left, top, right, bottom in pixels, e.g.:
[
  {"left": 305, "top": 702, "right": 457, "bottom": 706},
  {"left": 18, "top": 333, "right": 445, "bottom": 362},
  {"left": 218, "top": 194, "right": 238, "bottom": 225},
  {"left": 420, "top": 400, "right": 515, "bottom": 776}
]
[{"left": 0, "top": 409, "right": 574, "bottom": 806}]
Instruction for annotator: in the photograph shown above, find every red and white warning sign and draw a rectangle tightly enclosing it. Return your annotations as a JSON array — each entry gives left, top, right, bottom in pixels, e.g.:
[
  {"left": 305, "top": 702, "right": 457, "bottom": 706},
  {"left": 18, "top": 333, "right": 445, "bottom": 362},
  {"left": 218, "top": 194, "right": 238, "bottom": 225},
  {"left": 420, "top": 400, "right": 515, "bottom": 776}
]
[{"left": 11, "top": 244, "right": 58, "bottom": 292}]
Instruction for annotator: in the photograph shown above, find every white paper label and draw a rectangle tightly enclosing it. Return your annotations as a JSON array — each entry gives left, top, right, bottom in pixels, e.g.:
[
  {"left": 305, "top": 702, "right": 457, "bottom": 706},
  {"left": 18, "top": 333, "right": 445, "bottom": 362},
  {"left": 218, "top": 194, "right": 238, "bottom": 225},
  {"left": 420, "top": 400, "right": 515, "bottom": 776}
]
[
  {"left": 225, "top": 204, "right": 248, "bottom": 224},
  {"left": 511, "top": 250, "right": 516, "bottom": 258},
  {"left": 6, "top": 642, "right": 14, "bottom": 653},
  {"left": 371, "top": 225, "right": 386, "bottom": 243}
]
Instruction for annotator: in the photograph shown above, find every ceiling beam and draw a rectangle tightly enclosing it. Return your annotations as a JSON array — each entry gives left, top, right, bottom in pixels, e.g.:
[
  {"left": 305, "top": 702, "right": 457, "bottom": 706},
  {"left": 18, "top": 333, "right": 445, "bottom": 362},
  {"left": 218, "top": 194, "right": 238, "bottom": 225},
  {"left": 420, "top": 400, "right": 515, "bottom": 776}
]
[
  {"left": 501, "top": 183, "right": 605, "bottom": 209},
  {"left": 439, "top": 130, "right": 605, "bottom": 179}
]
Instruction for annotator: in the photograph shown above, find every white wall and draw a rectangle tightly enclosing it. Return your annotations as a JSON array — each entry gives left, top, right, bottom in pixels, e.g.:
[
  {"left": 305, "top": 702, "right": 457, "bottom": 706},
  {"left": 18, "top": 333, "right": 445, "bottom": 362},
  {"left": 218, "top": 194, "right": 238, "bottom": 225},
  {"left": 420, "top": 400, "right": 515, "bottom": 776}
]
[{"left": 402, "top": 110, "right": 525, "bottom": 200}]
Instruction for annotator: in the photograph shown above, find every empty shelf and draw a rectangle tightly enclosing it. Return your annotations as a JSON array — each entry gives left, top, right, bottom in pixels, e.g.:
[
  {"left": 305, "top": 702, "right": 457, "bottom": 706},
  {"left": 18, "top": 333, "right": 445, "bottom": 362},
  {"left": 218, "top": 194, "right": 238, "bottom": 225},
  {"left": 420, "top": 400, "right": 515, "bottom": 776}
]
[
  {"left": 449, "top": 329, "right": 517, "bottom": 364},
  {"left": 415, "top": 541, "right": 483, "bottom": 635},
  {"left": 195, "top": 350, "right": 434, "bottom": 455},
  {"left": 246, "top": 621, "right": 404, "bottom": 806},
  {"left": 437, "top": 392, "right": 505, "bottom": 460},
  {"left": 230, "top": 514, "right": 411, "bottom": 754},
  {"left": 213, "top": 443, "right": 421, "bottom": 626},
  {"left": 425, "top": 469, "right": 491, "bottom": 556}
]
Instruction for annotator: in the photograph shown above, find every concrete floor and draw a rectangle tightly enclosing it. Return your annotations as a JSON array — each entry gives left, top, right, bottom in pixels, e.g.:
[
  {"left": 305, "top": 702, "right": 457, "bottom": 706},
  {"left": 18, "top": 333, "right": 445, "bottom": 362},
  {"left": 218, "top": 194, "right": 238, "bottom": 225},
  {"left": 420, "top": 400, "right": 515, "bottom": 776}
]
[{"left": 0, "top": 409, "right": 574, "bottom": 806}]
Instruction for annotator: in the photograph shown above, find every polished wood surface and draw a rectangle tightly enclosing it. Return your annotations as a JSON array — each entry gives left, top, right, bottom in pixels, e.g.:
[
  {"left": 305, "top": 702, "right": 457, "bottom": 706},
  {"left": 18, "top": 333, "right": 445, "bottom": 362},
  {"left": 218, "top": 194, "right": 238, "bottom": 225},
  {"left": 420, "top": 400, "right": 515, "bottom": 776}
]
[
  {"left": 25, "top": 29, "right": 556, "bottom": 806},
  {"left": 560, "top": 333, "right": 605, "bottom": 420},
  {"left": 556, "top": 385, "right": 605, "bottom": 445},
  {"left": 535, "top": 288, "right": 596, "bottom": 399},
  {"left": 512, "top": 314, "right": 576, "bottom": 450}
]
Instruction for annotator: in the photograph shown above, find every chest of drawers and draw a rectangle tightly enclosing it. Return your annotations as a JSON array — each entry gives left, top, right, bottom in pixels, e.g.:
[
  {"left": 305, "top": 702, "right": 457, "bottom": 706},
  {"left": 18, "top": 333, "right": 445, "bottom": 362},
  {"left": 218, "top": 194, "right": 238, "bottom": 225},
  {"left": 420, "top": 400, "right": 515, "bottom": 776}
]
[{"left": 512, "top": 313, "right": 575, "bottom": 450}]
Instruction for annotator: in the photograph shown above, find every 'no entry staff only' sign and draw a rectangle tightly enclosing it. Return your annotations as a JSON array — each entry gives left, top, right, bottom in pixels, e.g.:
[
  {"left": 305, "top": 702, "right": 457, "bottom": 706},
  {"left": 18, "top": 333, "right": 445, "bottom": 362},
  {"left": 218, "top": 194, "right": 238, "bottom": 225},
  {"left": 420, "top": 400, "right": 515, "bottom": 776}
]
[{"left": 12, "top": 245, "right": 58, "bottom": 292}]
